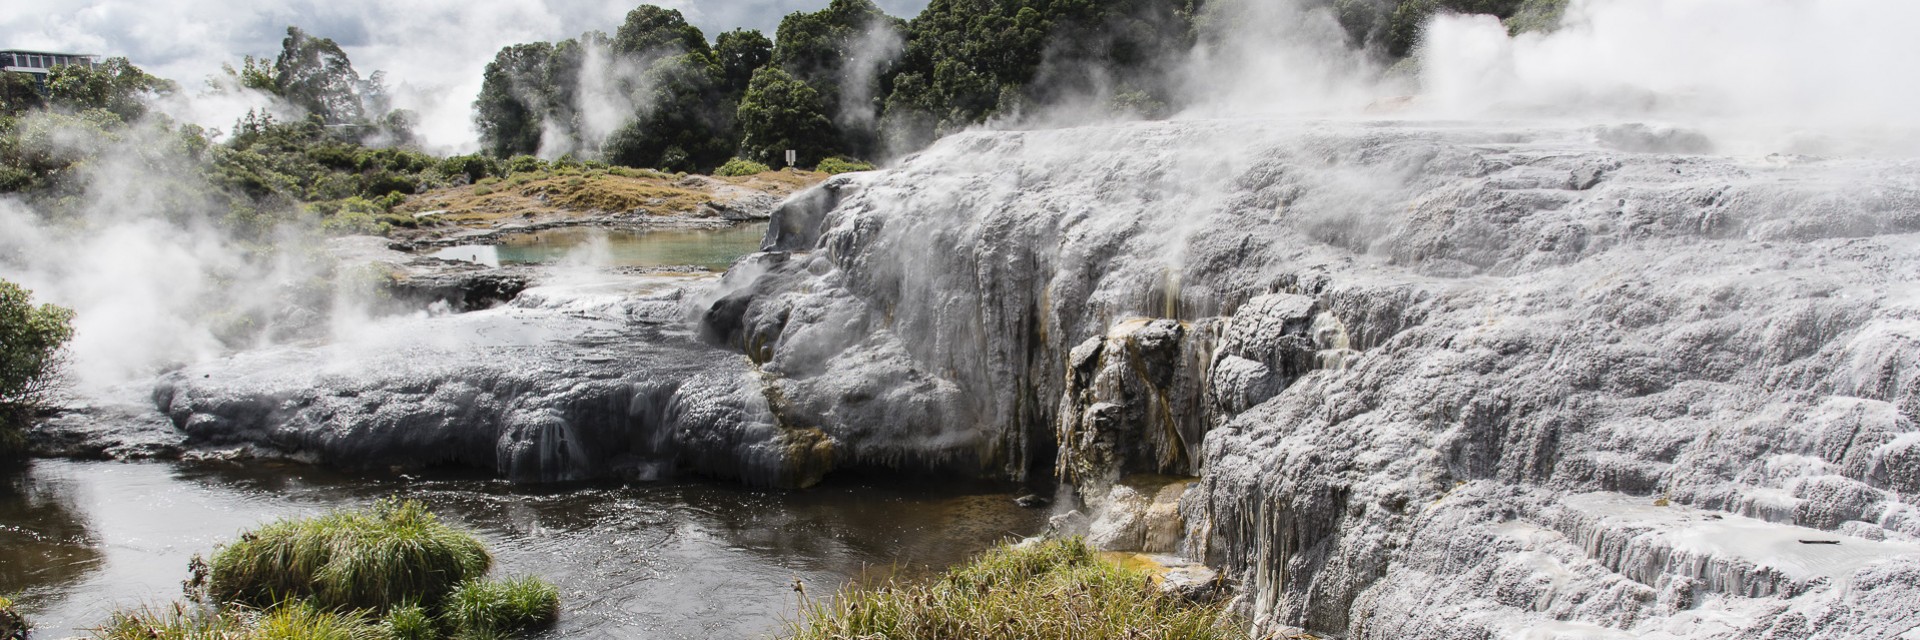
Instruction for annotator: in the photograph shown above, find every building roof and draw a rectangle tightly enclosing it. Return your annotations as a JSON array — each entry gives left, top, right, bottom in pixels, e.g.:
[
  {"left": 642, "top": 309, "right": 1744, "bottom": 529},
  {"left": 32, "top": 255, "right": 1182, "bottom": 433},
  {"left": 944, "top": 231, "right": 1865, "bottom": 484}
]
[{"left": 1, "top": 49, "right": 99, "bottom": 57}]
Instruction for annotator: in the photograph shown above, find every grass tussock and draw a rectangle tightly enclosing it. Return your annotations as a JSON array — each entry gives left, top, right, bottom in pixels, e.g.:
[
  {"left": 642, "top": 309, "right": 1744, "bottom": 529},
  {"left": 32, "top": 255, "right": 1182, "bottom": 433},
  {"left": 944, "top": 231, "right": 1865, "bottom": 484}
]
[
  {"left": 92, "top": 602, "right": 250, "bottom": 640},
  {"left": 99, "top": 499, "right": 559, "bottom": 640},
  {"left": 441, "top": 577, "right": 560, "bottom": 636},
  {"left": 379, "top": 604, "right": 434, "bottom": 640},
  {"left": 790, "top": 538, "right": 1238, "bottom": 640},
  {"left": 1, "top": 595, "right": 27, "bottom": 640},
  {"left": 93, "top": 601, "right": 386, "bottom": 640},
  {"left": 209, "top": 498, "right": 492, "bottom": 612}
]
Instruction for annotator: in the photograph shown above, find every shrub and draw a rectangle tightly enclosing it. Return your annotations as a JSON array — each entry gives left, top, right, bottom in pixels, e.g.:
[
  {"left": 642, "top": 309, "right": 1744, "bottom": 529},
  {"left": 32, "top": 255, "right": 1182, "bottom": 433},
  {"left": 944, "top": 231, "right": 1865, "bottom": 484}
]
[
  {"left": 791, "top": 538, "right": 1236, "bottom": 640},
  {"left": 505, "top": 155, "right": 545, "bottom": 174},
  {"left": 313, "top": 197, "right": 390, "bottom": 235},
  {"left": 1, "top": 279, "right": 74, "bottom": 456},
  {"left": 815, "top": 157, "right": 874, "bottom": 175},
  {"left": 439, "top": 154, "right": 498, "bottom": 184},
  {"left": 715, "top": 157, "right": 772, "bottom": 177},
  {"left": 472, "top": 184, "right": 494, "bottom": 196},
  {"left": 209, "top": 498, "right": 492, "bottom": 613},
  {"left": 441, "top": 577, "right": 559, "bottom": 636}
]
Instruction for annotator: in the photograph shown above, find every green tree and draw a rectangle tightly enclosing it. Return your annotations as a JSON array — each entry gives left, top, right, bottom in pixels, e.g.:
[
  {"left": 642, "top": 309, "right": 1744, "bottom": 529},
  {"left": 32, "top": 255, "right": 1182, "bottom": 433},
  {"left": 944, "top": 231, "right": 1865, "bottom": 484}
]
[
  {"left": 612, "top": 5, "right": 712, "bottom": 59},
  {"left": 736, "top": 66, "right": 834, "bottom": 168},
  {"left": 0, "top": 72, "right": 45, "bottom": 117},
  {"left": 44, "top": 57, "right": 174, "bottom": 121},
  {"left": 474, "top": 41, "right": 560, "bottom": 157},
  {"left": 714, "top": 29, "right": 774, "bottom": 98},
  {"left": 881, "top": 0, "right": 1199, "bottom": 144},
  {"left": 605, "top": 53, "right": 735, "bottom": 172},
  {"left": 0, "top": 279, "right": 74, "bottom": 454},
  {"left": 772, "top": 0, "right": 905, "bottom": 157},
  {"left": 273, "top": 26, "right": 367, "bottom": 124}
]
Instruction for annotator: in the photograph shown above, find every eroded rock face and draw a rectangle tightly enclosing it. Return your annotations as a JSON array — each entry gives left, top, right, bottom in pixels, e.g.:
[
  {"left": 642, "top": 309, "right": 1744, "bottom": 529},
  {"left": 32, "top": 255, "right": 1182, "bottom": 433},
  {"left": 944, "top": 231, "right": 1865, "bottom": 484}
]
[
  {"left": 151, "top": 276, "right": 820, "bottom": 486},
  {"left": 706, "top": 120, "right": 1920, "bottom": 637}
]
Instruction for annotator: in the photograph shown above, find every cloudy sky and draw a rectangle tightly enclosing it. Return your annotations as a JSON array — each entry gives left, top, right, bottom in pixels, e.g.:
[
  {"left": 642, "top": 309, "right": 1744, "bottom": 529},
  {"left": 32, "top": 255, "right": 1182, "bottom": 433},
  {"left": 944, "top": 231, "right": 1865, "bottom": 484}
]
[{"left": 0, "top": 1, "right": 930, "bottom": 150}]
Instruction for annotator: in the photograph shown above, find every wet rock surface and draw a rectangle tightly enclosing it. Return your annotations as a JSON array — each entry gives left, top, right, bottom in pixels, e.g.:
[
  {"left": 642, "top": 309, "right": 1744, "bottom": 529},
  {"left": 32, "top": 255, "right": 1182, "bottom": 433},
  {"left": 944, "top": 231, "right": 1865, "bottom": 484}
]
[{"left": 148, "top": 276, "right": 816, "bottom": 485}]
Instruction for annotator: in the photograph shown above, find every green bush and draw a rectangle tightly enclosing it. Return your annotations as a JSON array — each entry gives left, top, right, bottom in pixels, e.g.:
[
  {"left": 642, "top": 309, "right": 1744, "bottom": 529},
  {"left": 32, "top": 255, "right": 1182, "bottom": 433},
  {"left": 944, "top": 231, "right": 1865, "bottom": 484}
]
[
  {"left": 1, "top": 279, "right": 74, "bottom": 457},
  {"left": 441, "top": 577, "right": 559, "bottom": 636},
  {"left": 313, "top": 197, "right": 390, "bottom": 235},
  {"left": 472, "top": 184, "right": 494, "bottom": 196},
  {"left": 505, "top": 155, "right": 545, "bottom": 174},
  {"left": 791, "top": 538, "right": 1235, "bottom": 640},
  {"left": 380, "top": 603, "right": 435, "bottom": 640},
  {"left": 208, "top": 498, "right": 492, "bottom": 613},
  {"left": 715, "top": 157, "right": 772, "bottom": 177},
  {"left": 815, "top": 157, "right": 875, "bottom": 175}
]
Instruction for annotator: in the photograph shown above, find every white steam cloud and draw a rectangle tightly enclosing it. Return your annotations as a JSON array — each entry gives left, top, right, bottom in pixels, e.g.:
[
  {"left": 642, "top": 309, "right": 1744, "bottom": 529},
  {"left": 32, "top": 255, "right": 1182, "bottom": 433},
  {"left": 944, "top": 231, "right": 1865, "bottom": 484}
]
[
  {"left": 1421, "top": 0, "right": 1920, "bottom": 125},
  {"left": 836, "top": 22, "right": 905, "bottom": 132},
  {"left": 0, "top": 117, "right": 331, "bottom": 398}
]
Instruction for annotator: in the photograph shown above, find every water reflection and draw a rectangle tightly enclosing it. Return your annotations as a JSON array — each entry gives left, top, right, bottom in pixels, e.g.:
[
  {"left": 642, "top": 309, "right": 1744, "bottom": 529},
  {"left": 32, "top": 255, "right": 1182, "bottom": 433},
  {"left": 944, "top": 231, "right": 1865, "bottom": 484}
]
[
  {"left": 431, "top": 223, "right": 770, "bottom": 271},
  {"left": 0, "top": 462, "right": 103, "bottom": 608},
  {"left": 3, "top": 460, "right": 1048, "bottom": 638}
]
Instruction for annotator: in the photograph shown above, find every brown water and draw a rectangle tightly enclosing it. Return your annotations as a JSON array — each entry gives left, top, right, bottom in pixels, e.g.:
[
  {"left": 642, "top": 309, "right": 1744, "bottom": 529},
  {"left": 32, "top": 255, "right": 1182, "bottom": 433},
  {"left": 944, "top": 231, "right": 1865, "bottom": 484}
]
[{"left": 0, "top": 459, "right": 1047, "bottom": 638}]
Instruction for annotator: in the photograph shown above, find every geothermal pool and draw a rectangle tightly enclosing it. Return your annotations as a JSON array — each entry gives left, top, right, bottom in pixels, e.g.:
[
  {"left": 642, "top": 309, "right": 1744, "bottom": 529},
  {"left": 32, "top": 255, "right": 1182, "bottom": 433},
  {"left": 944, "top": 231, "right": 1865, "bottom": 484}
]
[
  {"left": 0, "top": 459, "right": 1047, "bottom": 638},
  {"left": 431, "top": 223, "right": 770, "bottom": 271}
]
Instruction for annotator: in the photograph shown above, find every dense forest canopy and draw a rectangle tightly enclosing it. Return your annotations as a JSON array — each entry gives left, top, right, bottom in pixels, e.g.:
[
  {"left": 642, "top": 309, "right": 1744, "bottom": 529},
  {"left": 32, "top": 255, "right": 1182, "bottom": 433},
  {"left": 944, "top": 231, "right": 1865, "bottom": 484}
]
[{"left": 474, "top": 0, "right": 1565, "bottom": 172}]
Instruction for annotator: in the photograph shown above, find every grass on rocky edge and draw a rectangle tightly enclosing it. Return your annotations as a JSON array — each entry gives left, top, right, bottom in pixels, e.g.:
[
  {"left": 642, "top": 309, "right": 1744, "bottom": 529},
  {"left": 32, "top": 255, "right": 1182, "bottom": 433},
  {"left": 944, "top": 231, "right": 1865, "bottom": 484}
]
[
  {"left": 209, "top": 498, "right": 492, "bottom": 612},
  {"left": 789, "top": 537, "right": 1238, "bottom": 640}
]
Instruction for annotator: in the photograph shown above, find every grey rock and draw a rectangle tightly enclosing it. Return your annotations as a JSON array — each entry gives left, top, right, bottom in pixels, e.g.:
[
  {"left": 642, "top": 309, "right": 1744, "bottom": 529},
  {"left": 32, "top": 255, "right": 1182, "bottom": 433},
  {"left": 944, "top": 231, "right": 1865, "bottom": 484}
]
[{"left": 704, "top": 119, "right": 1920, "bottom": 637}]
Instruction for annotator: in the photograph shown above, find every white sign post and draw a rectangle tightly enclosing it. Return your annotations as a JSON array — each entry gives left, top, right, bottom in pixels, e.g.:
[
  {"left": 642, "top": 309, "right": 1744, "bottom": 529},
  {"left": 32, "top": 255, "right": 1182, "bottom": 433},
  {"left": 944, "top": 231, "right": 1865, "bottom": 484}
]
[{"left": 785, "top": 149, "right": 797, "bottom": 169}]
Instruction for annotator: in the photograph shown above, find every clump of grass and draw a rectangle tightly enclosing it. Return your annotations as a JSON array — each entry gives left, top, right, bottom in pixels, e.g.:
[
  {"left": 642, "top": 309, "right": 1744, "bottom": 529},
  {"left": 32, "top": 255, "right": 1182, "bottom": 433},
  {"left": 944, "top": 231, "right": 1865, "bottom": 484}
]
[
  {"left": 91, "top": 602, "right": 247, "bottom": 640},
  {"left": 1, "top": 595, "right": 27, "bottom": 640},
  {"left": 790, "top": 538, "right": 1236, "bottom": 640},
  {"left": 209, "top": 498, "right": 492, "bottom": 613},
  {"left": 381, "top": 603, "right": 435, "bottom": 640},
  {"left": 92, "top": 601, "right": 388, "bottom": 640},
  {"left": 441, "top": 577, "right": 559, "bottom": 636},
  {"left": 252, "top": 601, "right": 386, "bottom": 640}
]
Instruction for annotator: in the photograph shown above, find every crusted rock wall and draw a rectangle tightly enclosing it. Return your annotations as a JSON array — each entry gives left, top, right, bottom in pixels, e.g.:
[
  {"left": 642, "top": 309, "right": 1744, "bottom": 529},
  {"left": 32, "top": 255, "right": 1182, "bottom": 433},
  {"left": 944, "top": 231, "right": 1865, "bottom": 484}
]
[{"left": 712, "top": 120, "right": 1920, "bottom": 637}]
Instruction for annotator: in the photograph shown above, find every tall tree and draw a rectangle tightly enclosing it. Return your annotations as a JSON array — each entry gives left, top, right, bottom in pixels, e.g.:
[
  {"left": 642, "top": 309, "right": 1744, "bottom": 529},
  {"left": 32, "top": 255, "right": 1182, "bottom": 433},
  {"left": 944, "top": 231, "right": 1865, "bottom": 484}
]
[
  {"left": 605, "top": 53, "right": 735, "bottom": 172},
  {"left": 273, "top": 27, "right": 366, "bottom": 124},
  {"left": 714, "top": 29, "right": 774, "bottom": 98},
  {"left": 736, "top": 66, "right": 835, "bottom": 167},
  {"left": 613, "top": 6, "right": 712, "bottom": 59},
  {"left": 474, "top": 41, "right": 559, "bottom": 157},
  {"left": 772, "top": 0, "right": 906, "bottom": 157}
]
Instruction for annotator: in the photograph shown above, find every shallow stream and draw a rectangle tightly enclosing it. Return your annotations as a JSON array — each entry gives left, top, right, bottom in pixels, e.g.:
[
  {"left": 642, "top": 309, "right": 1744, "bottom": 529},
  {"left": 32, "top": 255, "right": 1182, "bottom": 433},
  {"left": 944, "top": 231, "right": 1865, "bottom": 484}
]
[{"left": 1, "top": 448, "right": 1044, "bottom": 638}]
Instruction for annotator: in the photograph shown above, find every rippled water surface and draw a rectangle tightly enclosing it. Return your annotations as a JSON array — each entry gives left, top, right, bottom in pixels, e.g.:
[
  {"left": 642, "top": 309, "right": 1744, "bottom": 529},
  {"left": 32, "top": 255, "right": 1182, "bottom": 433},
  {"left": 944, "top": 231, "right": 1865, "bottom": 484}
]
[{"left": 1, "top": 459, "right": 1047, "bottom": 638}]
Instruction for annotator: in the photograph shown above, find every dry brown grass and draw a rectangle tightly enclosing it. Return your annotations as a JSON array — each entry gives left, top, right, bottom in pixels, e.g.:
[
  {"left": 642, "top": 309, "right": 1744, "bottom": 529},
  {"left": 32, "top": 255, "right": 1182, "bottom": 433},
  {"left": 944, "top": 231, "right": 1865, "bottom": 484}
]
[{"left": 396, "top": 169, "right": 825, "bottom": 229}]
